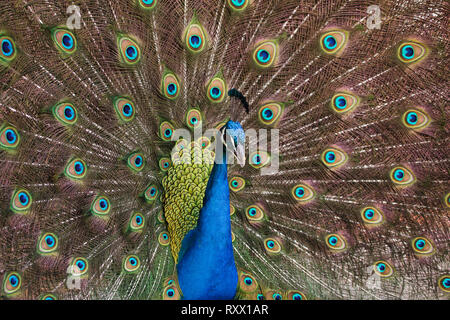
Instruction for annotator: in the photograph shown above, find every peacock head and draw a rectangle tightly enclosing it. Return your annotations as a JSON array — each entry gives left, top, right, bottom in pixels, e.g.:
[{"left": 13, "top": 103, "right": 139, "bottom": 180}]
[{"left": 220, "top": 120, "right": 245, "bottom": 167}]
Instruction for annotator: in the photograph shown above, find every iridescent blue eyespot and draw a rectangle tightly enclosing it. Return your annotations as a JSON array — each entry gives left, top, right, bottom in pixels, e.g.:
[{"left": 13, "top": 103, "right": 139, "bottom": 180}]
[
  {"left": 134, "top": 155, "right": 143, "bottom": 167},
  {"left": 167, "top": 83, "right": 177, "bottom": 95},
  {"left": 99, "top": 199, "right": 108, "bottom": 210},
  {"left": 62, "top": 33, "right": 74, "bottom": 50},
  {"left": 64, "top": 106, "right": 75, "bottom": 120},
  {"left": 406, "top": 112, "right": 418, "bottom": 125},
  {"left": 123, "top": 104, "right": 133, "bottom": 117},
  {"left": 167, "top": 288, "right": 175, "bottom": 297},
  {"left": 45, "top": 235, "right": 56, "bottom": 247},
  {"left": 273, "top": 293, "right": 282, "bottom": 300},
  {"left": 261, "top": 107, "right": 274, "bottom": 120},
  {"left": 252, "top": 154, "right": 261, "bottom": 165},
  {"left": 5, "top": 129, "right": 17, "bottom": 144},
  {"left": 164, "top": 129, "right": 172, "bottom": 138},
  {"left": 257, "top": 294, "right": 264, "bottom": 300},
  {"left": 244, "top": 277, "right": 253, "bottom": 285},
  {"left": 334, "top": 96, "right": 347, "bottom": 109},
  {"left": 232, "top": 0, "right": 245, "bottom": 6},
  {"left": 401, "top": 45, "right": 414, "bottom": 60},
  {"left": 248, "top": 208, "right": 257, "bottom": 216},
  {"left": 74, "top": 161, "right": 84, "bottom": 174},
  {"left": 232, "top": 180, "right": 238, "bottom": 187},
  {"left": 9, "top": 275, "right": 19, "bottom": 287},
  {"left": 293, "top": 293, "right": 303, "bottom": 300},
  {"left": 376, "top": 263, "right": 386, "bottom": 273},
  {"left": 189, "top": 35, "right": 201, "bottom": 49},
  {"left": 129, "top": 257, "right": 137, "bottom": 266},
  {"left": 125, "top": 45, "right": 138, "bottom": 60},
  {"left": 328, "top": 236, "right": 338, "bottom": 246},
  {"left": 324, "top": 35, "right": 337, "bottom": 50},
  {"left": 325, "top": 151, "right": 336, "bottom": 163},
  {"left": 18, "top": 192, "right": 29, "bottom": 206},
  {"left": 415, "top": 239, "right": 425, "bottom": 250},
  {"left": 267, "top": 240, "right": 275, "bottom": 249},
  {"left": 394, "top": 169, "right": 404, "bottom": 181},
  {"left": 257, "top": 49, "right": 270, "bottom": 63},
  {"left": 76, "top": 260, "right": 86, "bottom": 271},
  {"left": 135, "top": 215, "right": 142, "bottom": 225},
  {"left": 295, "top": 187, "right": 305, "bottom": 198},
  {"left": 143, "top": 0, "right": 154, "bottom": 3},
  {"left": 365, "top": 209, "right": 374, "bottom": 220},
  {"left": 443, "top": 278, "right": 450, "bottom": 289},
  {"left": 162, "top": 233, "right": 168, "bottom": 240},
  {"left": 2, "top": 39, "right": 13, "bottom": 57},
  {"left": 210, "top": 87, "right": 221, "bottom": 99},
  {"left": 190, "top": 117, "right": 198, "bottom": 125}
]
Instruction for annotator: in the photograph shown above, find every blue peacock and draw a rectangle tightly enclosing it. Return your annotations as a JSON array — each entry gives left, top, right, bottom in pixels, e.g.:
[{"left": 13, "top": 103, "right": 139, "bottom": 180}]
[{"left": 0, "top": 0, "right": 449, "bottom": 300}]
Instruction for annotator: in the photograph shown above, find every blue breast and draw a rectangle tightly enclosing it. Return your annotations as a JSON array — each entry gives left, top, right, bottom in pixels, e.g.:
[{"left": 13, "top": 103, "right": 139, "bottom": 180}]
[{"left": 176, "top": 160, "right": 238, "bottom": 299}]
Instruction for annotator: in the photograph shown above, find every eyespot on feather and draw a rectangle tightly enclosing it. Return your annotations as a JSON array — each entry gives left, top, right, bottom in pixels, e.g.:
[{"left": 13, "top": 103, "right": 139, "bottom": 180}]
[
  {"left": 373, "top": 261, "right": 394, "bottom": 277},
  {"left": 291, "top": 183, "right": 315, "bottom": 203},
  {"left": 52, "top": 102, "right": 78, "bottom": 126},
  {"left": 321, "top": 147, "right": 348, "bottom": 169},
  {"left": 287, "top": 290, "right": 307, "bottom": 300},
  {"left": 69, "top": 257, "right": 88, "bottom": 276},
  {"left": 0, "top": 35, "right": 17, "bottom": 63},
  {"left": 158, "top": 231, "right": 170, "bottom": 246},
  {"left": 144, "top": 184, "right": 158, "bottom": 203},
  {"left": 159, "top": 121, "right": 175, "bottom": 141},
  {"left": 249, "top": 151, "right": 270, "bottom": 169},
  {"left": 229, "top": 176, "right": 245, "bottom": 192},
  {"left": 10, "top": 188, "right": 32, "bottom": 214},
  {"left": 245, "top": 204, "right": 265, "bottom": 224},
  {"left": 227, "top": 0, "right": 249, "bottom": 11},
  {"left": 264, "top": 237, "right": 282, "bottom": 254},
  {"left": 3, "top": 272, "right": 21, "bottom": 295},
  {"left": 123, "top": 255, "right": 141, "bottom": 273},
  {"left": 258, "top": 102, "right": 284, "bottom": 126},
  {"left": 118, "top": 35, "right": 141, "bottom": 65},
  {"left": 252, "top": 40, "right": 278, "bottom": 68},
  {"left": 91, "top": 195, "right": 111, "bottom": 216},
  {"left": 401, "top": 108, "right": 430, "bottom": 130},
  {"left": 127, "top": 152, "right": 145, "bottom": 172},
  {"left": 0, "top": 123, "right": 20, "bottom": 150},
  {"left": 411, "top": 237, "right": 434, "bottom": 256},
  {"left": 129, "top": 212, "right": 145, "bottom": 231},
  {"left": 397, "top": 41, "right": 428, "bottom": 64},
  {"left": 163, "top": 285, "right": 180, "bottom": 300},
  {"left": 184, "top": 21, "right": 207, "bottom": 54},
  {"left": 238, "top": 272, "right": 258, "bottom": 293},
  {"left": 64, "top": 158, "right": 87, "bottom": 180},
  {"left": 161, "top": 72, "right": 180, "bottom": 100},
  {"left": 138, "top": 0, "right": 157, "bottom": 10},
  {"left": 206, "top": 76, "right": 227, "bottom": 103},
  {"left": 38, "top": 232, "right": 59, "bottom": 255},
  {"left": 113, "top": 97, "right": 135, "bottom": 123},
  {"left": 51, "top": 28, "right": 77, "bottom": 55},
  {"left": 361, "top": 207, "right": 384, "bottom": 226},
  {"left": 319, "top": 30, "right": 348, "bottom": 55},
  {"left": 185, "top": 108, "right": 202, "bottom": 129},
  {"left": 325, "top": 233, "right": 347, "bottom": 252},
  {"left": 389, "top": 166, "right": 416, "bottom": 187},
  {"left": 438, "top": 275, "right": 450, "bottom": 293},
  {"left": 331, "top": 92, "right": 359, "bottom": 114}
]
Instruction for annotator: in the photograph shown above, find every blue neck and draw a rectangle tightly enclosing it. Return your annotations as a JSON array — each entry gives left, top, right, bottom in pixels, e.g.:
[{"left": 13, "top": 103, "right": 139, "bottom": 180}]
[{"left": 176, "top": 150, "right": 238, "bottom": 299}]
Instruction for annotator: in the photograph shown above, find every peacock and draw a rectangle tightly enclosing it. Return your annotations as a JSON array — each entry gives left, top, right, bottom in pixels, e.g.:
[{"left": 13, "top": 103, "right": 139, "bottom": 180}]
[{"left": 0, "top": 0, "right": 448, "bottom": 300}]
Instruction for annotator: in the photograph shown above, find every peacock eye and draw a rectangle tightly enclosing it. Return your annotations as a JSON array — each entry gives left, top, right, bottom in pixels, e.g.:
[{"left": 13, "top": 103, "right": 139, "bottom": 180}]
[
  {"left": 245, "top": 204, "right": 265, "bottom": 225},
  {"left": 291, "top": 183, "right": 315, "bottom": 203},
  {"left": 361, "top": 207, "right": 384, "bottom": 226},
  {"left": 51, "top": 29, "right": 77, "bottom": 55},
  {"left": 129, "top": 212, "right": 145, "bottom": 232},
  {"left": 3, "top": 272, "right": 21, "bottom": 295},
  {"left": 185, "top": 108, "right": 202, "bottom": 129},
  {"left": 144, "top": 184, "right": 158, "bottom": 202},
  {"left": 331, "top": 92, "right": 359, "bottom": 114},
  {"left": 0, "top": 35, "right": 17, "bottom": 63},
  {"left": 10, "top": 188, "right": 32, "bottom": 214},
  {"left": 373, "top": 261, "right": 394, "bottom": 277},
  {"left": 320, "top": 30, "right": 348, "bottom": 55},
  {"left": 118, "top": 36, "right": 141, "bottom": 65},
  {"left": 41, "top": 294, "right": 57, "bottom": 300},
  {"left": 411, "top": 237, "right": 434, "bottom": 255},
  {"left": 163, "top": 285, "right": 180, "bottom": 300},
  {"left": 238, "top": 273, "right": 258, "bottom": 293},
  {"left": 252, "top": 40, "right": 278, "bottom": 68},
  {"left": 162, "top": 71, "right": 180, "bottom": 99},
  {"left": 158, "top": 231, "right": 170, "bottom": 246},
  {"left": 272, "top": 293, "right": 282, "bottom": 300},
  {"left": 229, "top": 176, "right": 245, "bottom": 192},
  {"left": 185, "top": 21, "right": 206, "bottom": 53},
  {"left": 38, "top": 232, "right": 59, "bottom": 254},
  {"left": 123, "top": 255, "right": 141, "bottom": 273},
  {"left": 325, "top": 233, "right": 347, "bottom": 251},
  {"left": 64, "top": 158, "right": 87, "bottom": 180},
  {"left": 402, "top": 109, "right": 430, "bottom": 130},
  {"left": 249, "top": 151, "right": 270, "bottom": 169},
  {"left": 127, "top": 152, "right": 145, "bottom": 172},
  {"left": 321, "top": 147, "right": 348, "bottom": 169},
  {"left": 138, "top": 0, "right": 157, "bottom": 9},
  {"left": 159, "top": 157, "right": 172, "bottom": 172},
  {"left": 286, "top": 290, "right": 307, "bottom": 300},
  {"left": 258, "top": 102, "right": 284, "bottom": 126},
  {"left": 228, "top": 0, "right": 248, "bottom": 11},
  {"left": 438, "top": 275, "right": 450, "bottom": 293},
  {"left": 390, "top": 166, "right": 415, "bottom": 187},
  {"left": 71, "top": 257, "right": 88, "bottom": 276},
  {"left": 91, "top": 195, "right": 111, "bottom": 216},
  {"left": 113, "top": 97, "right": 135, "bottom": 122},
  {"left": 52, "top": 102, "right": 78, "bottom": 125},
  {"left": 264, "top": 237, "right": 282, "bottom": 254},
  {"left": 206, "top": 75, "right": 227, "bottom": 103},
  {"left": 397, "top": 41, "right": 427, "bottom": 64},
  {"left": 159, "top": 121, "right": 175, "bottom": 141},
  {"left": 0, "top": 124, "right": 20, "bottom": 150}
]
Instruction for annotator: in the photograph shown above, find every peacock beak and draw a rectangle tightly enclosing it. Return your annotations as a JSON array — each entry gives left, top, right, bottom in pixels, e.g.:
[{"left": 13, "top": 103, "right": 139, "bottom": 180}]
[{"left": 235, "top": 143, "right": 245, "bottom": 167}]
